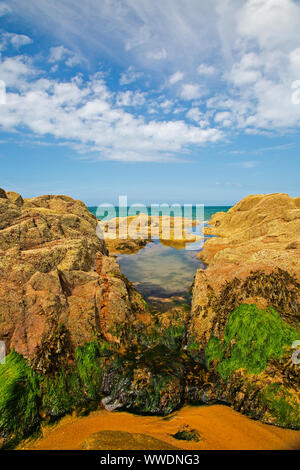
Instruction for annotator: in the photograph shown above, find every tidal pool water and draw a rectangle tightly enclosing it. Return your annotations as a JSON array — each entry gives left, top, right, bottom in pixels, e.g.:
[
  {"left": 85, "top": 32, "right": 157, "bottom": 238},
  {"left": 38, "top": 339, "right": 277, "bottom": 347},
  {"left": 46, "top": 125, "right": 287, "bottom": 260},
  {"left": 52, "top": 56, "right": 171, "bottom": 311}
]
[
  {"left": 117, "top": 238, "right": 206, "bottom": 303},
  {"left": 88, "top": 205, "right": 231, "bottom": 305}
]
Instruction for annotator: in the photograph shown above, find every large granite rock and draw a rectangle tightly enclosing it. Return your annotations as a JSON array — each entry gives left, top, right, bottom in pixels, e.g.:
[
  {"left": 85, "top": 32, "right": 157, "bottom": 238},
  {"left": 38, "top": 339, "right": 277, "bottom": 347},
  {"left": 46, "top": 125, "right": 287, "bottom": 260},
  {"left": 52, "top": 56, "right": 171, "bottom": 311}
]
[
  {"left": 192, "top": 193, "right": 300, "bottom": 347},
  {"left": 0, "top": 189, "right": 150, "bottom": 361},
  {"left": 189, "top": 193, "right": 300, "bottom": 428}
]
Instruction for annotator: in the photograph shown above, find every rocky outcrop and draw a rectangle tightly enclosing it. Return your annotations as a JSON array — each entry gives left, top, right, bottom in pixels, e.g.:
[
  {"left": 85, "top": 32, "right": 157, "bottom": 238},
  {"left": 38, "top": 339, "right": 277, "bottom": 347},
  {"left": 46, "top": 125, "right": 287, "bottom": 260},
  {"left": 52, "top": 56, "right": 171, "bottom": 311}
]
[
  {"left": 190, "top": 193, "right": 300, "bottom": 428},
  {"left": 201, "top": 193, "right": 300, "bottom": 268},
  {"left": 191, "top": 193, "right": 300, "bottom": 347},
  {"left": 100, "top": 214, "right": 202, "bottom": 254},
  {"left": 0, "top": 189, "right": 150, "bottom": 361}
]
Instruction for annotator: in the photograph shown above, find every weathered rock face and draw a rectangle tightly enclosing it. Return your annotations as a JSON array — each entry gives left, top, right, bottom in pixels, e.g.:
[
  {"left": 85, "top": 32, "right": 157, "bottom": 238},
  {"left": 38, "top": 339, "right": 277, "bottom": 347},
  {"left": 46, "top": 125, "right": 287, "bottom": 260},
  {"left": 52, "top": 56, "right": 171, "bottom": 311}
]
[
  {"left": 191, "top": 193, "right": 300, "bottom": 348},
  {"left": 201, "top": 193, "right": 300, "bottom": 268},
  {"left": 189, "top": 193, "right": 300, "bottom": 428},
  {"left": 0, "top": 189, "right": 150, "bottom": 361}
]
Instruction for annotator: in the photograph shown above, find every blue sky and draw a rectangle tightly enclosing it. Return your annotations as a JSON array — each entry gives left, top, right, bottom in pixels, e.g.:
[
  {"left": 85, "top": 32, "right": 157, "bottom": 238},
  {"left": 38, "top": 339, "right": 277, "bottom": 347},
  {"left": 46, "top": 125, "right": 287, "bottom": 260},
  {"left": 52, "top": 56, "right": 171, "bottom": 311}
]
[{"left": 0, "top": 0, "right": 300, "bottom": 205}]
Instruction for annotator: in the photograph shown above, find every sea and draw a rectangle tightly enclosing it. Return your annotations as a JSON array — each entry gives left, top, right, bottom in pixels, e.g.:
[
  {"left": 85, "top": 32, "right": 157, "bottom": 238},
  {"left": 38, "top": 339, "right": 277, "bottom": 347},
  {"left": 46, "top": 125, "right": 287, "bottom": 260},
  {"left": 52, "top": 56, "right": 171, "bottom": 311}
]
[{"left": 88, "top": 206, "right": 231, "bottom": 222}]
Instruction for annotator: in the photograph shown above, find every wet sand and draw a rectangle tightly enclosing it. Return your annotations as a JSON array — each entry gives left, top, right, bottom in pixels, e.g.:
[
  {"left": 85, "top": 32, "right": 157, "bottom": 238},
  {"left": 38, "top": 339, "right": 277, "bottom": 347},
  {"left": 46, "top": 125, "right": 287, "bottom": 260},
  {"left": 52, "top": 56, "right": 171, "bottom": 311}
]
[{"left": 22, "top": 405, "right": 300, "bottom": 451}]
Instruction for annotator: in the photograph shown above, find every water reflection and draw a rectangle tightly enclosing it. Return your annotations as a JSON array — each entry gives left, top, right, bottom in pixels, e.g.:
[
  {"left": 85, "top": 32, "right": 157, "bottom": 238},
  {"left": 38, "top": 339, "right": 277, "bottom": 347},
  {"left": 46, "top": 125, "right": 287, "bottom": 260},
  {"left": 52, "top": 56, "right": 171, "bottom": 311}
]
[{"left": 117, "top": 239, "right": 205, "bottom": 303}]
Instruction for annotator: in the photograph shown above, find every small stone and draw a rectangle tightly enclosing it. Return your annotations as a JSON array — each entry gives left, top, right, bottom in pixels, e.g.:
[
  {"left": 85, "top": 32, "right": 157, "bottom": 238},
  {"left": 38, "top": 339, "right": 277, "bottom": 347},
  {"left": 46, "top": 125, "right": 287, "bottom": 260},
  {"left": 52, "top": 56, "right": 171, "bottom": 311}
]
[{"left": 172, "top": 425, "right": 202, "bottom": 442}]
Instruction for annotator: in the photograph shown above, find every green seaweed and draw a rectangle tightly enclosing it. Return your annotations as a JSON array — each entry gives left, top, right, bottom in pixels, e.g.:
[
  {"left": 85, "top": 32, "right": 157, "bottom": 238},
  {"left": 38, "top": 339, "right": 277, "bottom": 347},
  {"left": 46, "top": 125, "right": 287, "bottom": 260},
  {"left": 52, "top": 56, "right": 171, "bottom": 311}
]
[
  {"left": 259, "top": 384, "right": 300, "bottom": 429},
  {"left": 0, "top": 340, "right": 113, "bottom": 447},
  {"left": 76, "top": 342, "right": 102, "bottom": 400},
  {"left": 206, "top": 304, "right": 300, "bottom": 378},
  {"left": 39, "top": 369, "right": 82, "bottom": 418},
  {"left": 0, "top": 350, "right": 40, "bottom": 445}
]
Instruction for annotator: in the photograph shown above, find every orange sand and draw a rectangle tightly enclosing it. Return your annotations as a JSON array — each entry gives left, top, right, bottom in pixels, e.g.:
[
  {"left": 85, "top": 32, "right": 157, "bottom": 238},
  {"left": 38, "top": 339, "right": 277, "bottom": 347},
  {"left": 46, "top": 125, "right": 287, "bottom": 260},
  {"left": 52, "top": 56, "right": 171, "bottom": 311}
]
[{"left": 22, "top": 405, "right": 300, "bottom": 451}]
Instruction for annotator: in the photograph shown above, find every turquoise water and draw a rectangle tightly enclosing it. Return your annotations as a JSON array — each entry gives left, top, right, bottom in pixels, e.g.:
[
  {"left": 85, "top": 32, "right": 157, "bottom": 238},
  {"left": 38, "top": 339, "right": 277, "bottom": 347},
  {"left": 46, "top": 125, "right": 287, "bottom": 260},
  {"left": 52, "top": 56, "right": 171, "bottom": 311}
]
[
  {"left": 88, "top": 206, "right": 231, "bottom": 222},
  {"left": 88, "top": 206, "right": 231, "bottom": 303}
]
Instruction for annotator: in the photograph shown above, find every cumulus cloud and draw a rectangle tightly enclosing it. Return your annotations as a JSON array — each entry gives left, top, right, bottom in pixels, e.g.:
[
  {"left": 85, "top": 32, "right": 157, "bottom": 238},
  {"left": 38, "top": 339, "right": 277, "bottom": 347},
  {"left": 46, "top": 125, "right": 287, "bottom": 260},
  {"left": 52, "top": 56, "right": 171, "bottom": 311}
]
[
  {"left": 3, "top": 0, "right": 300, "bottom": 142},
  {"left": 0, "top": 55, "right": 37, "bottom": 88},
  {"left": 186, "top": 107, "right": 210, "bottom": 128},
  {"left": 119, "top": 66, "right": 143, "bottom": 85},
  {"left": 0, "top": 32, "right": 33, "bottom": 51},
  {"left": 209, "top": 0, "right": 300, "bottom": 131},
  {"left": 0, "top": 2, "right": 11, "bottom": 16},
  {"left": 0, "top": 52, "right": 223, "bottom": 162},
  {"left": 186, "top": 107, "right": 202, "bottom": 121},
  {"left": 49, "top": 46, "right": 82, "bottom": 67},
  {"left": 116, "top": 90, "right": 146, "bottom": 107},
  {"left": 169, "top": 71, "right": 184, "bottom": 85},
  {"left": 147, "top": 48, "right": 167, "bottom": 60},
  {"left": 237, "top": 0, "right": 300, "bottom": 50},
  {"left": 197, "top": 63, "right": 215, "bottom": 76},
  {"left": 11, "top": 35, "right": 32, "bottom": 49},
  {"left": 180, "top": 83, "right": 203, "bottom": 100},
  {"left": 214, "top": 111, "right": 232, "bottom": 127}
]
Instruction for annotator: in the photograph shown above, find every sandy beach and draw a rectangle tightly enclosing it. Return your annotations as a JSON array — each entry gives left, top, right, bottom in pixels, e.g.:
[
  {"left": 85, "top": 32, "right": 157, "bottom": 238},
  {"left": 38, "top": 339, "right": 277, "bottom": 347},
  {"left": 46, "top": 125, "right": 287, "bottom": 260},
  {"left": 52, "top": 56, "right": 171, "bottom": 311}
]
[{"left": 22, "top": 405, "right": 300, "bottom": 451}]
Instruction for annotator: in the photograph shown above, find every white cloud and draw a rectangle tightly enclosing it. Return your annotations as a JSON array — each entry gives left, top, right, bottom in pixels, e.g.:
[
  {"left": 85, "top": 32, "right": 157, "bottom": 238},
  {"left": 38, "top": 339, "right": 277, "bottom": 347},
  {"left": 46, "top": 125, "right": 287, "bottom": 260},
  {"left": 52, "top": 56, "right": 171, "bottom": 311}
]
[
  {"left": 159, "top": 99, "right": 172, "bottom": 109},
  {"left": 4, "top": 0, "right": 300, "bottom": 138},
  {"left": 10, "top": 34, "right": 32, "bottom": 49},
  {"left": 0, "top": 53, "right": 223, "bottom": 162},
  {"left": 49, "top": 46, "right": 81, "bottom": 67},
  {"left": 147, "top": 48, "right": 167, "bottom": 60},
  {"left": 211, "top": 0, "right": 300, "bottom": 131},
  {"left": 0, "top": 32, "right": 33, "bottom": 50},
  {"left": 180, "top": 83, "right": 202, "bottom": 100},
  {"left": 119, "top": 66, "right": 143, "bottom": 85},
  {"left": 227, "top": 52, "right": 262, "bottom": 86},
  {"left": 169, "top": 71, "right": 184, "bottom": 85},
  {"left": 0, "top": 2, "right": 11, "bottom": 16},
  {"left": 289, "top": 47, "right": 300, "bottom": 75},
  {"left": 49, "top": 46, "right": 68, "bottom": 62},
  {"left": 0, "top": 55, "right": 37, "bottom": 88},
  {"left": 237, "top": 0, "right": 300, "bottom": 50},
  {"left": 186, "top": 107, "right": 210, "bottom": 128},
  {"left": 116, "top": 90, "right": 146, "bottom": 107},
  {"left": 186, "top": 107, "right": 202, "bottom": 122},
  {"left": 9, "top": 0, "right": 220, "bottom": 74},
  {"left": 197, "top": 63, "right": 215, "bottom": 75},
  {"left": 214, "top": 111, "right": 232, "bottom": 127},
  {"left": 125, "top": 25, "right": 152, "bottom": 52}
]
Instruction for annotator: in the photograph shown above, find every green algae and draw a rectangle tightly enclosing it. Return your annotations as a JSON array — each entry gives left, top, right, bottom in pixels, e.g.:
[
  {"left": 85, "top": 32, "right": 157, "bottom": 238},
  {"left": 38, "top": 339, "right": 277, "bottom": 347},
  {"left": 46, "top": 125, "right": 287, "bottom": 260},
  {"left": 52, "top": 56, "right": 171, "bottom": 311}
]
[
  {"left": 0, "top": 350, "right": 40, "bottom": 447},
  {"left": 206, "top": 304, "right": 300, "bottom": 378},
  {"left": 0, "top": 340, "right": 109, "bottom": 447},
  {"left": 205, "top": 304, "right": 300, "bottom": 429},
  {"left": 259, "top": 383, "right": 300, "bottom": 428}
]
